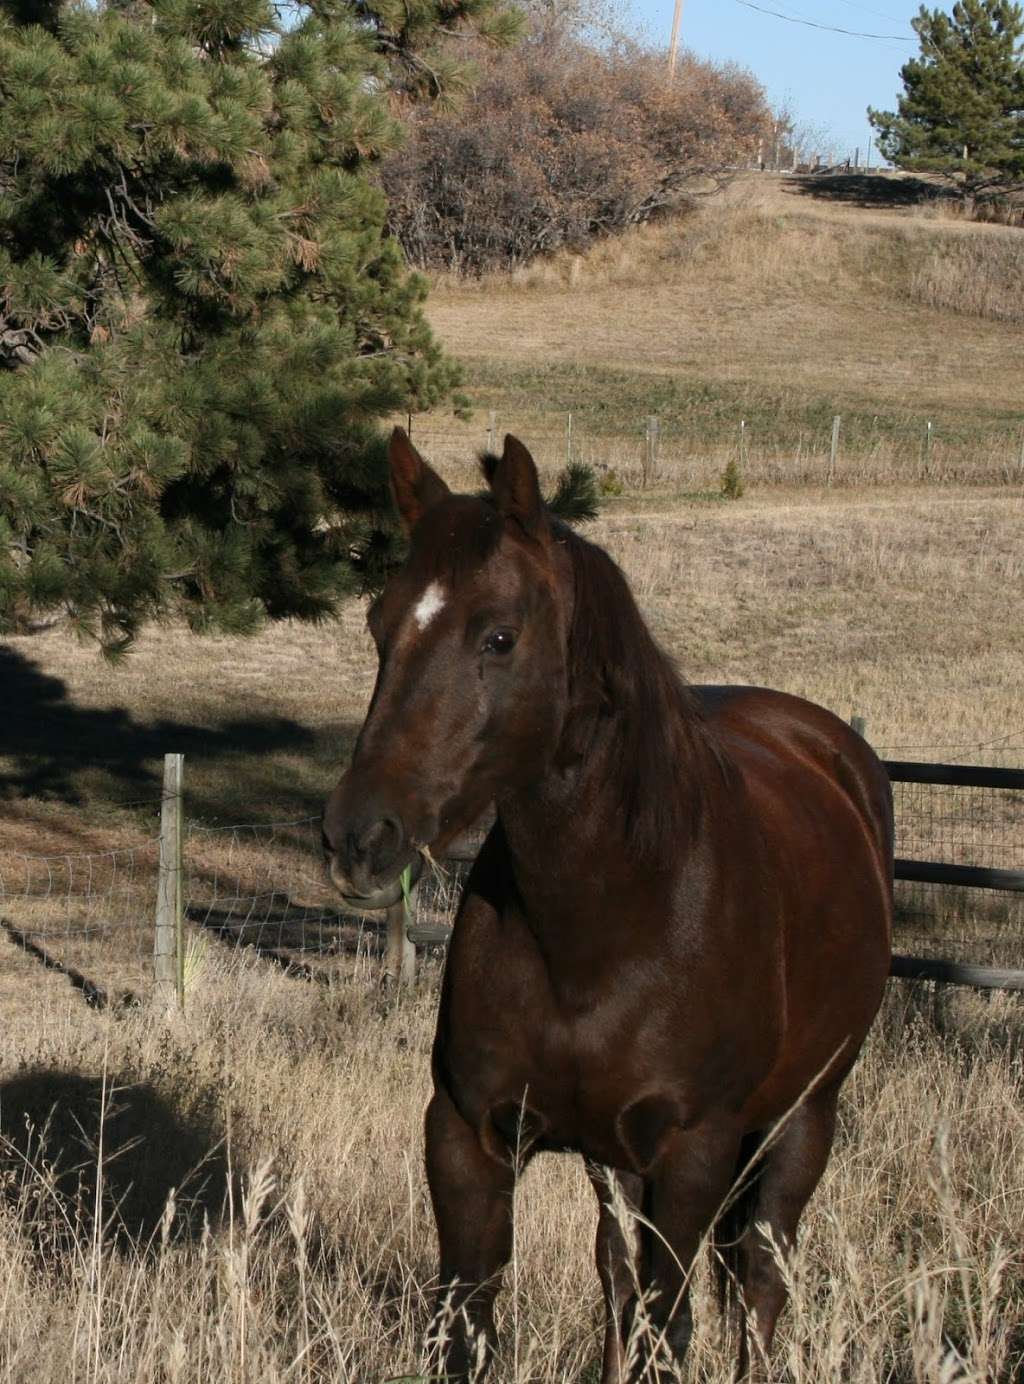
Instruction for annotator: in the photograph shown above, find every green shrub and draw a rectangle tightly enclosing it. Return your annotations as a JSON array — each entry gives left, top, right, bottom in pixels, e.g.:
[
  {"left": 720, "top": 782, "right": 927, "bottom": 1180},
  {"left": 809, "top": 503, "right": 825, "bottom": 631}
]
[{"left": 721, "top": 458, "right": 745, "bottom": 499}]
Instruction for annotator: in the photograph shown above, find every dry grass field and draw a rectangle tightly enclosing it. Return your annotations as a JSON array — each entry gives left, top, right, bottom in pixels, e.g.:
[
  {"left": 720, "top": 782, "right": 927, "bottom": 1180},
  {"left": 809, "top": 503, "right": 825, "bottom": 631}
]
[
  {"left": 419, "top": 173, "right": 1024, "bottom": 487},
  {"left": 0, "top": 172, "right": 1022, "bottom": 1381}
]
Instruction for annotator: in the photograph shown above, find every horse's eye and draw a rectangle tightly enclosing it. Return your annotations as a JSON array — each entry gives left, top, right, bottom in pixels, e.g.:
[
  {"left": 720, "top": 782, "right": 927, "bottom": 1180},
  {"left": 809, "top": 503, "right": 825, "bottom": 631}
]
[{"left": 482, "top": 628, "right": 517, "bottom": 655}]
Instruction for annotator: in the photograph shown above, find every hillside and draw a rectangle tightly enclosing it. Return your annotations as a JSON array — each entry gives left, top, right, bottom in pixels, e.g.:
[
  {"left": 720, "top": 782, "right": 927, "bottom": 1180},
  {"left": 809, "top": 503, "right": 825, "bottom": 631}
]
[{"left": 418, "top": 173, "right": 1024, "bottom": 486}]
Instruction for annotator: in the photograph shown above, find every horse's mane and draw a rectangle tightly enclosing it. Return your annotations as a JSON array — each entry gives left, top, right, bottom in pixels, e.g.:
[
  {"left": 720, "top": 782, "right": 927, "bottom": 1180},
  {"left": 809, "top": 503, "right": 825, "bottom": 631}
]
[
  {"left": 554, "top": 519, "right": 717, "bottom": 862},
  {"left": 475, "top": 454, "right": 720, "bottom": 858}
]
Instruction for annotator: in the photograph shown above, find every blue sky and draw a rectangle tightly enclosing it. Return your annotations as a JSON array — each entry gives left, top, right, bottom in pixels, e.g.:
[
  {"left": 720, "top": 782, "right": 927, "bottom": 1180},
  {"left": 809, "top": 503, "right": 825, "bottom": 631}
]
[{"left": 629, "top": 0, "right": 929, "bottom": 161}]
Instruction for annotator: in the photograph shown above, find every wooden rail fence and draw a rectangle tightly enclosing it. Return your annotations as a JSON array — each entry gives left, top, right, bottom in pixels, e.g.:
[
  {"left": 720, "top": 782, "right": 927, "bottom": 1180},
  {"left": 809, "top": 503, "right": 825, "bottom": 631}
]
[{"left": 882, "top": 757, "right": 1024, "bottom": 995}]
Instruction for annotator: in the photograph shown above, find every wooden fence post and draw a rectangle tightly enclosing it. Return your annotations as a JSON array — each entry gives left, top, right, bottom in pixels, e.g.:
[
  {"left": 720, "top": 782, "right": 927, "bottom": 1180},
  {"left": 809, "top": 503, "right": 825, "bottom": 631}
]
[
  {"left": 566, "top": 411, "right": 573, "bottom": 466},
  {"left": 922, "top": 420, "right": 933, "bottom": 476},
  {"left": 644, "top": 416, "right": 660, "bottom": 488},
  {"left": 486, "top": 410, "right": 496, "bottom": 454},
  {"left": 384, "top": 882, "right": 417, "bottom": 986},
  {"left": 850, "top": 714, "right": 867, "bottom": 739},
  {"left": 828, "top": 415, "right": 841, "bottom": 486},
  {"left": 155, "top": 752, "right": 184, "bottom": 1008}
]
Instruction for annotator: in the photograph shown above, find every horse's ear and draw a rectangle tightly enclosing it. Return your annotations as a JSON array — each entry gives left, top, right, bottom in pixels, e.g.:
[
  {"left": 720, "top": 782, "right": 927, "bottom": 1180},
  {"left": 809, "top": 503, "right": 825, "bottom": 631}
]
[
  {"left": 490, "top": 435, "right": 545, "bottom": 537},
  {"left": 388, "top": 428, "right": 450, "bottom": 534}
]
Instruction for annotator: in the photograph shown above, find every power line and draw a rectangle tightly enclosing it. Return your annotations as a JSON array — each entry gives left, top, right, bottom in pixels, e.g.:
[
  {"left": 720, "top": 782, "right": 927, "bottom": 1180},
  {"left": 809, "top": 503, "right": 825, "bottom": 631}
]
[
  {"left": 732, "top": 0, "right": 913, "bottom": 40},
  {"left": 831, "top": 0, "right": 906, "bottom": 23}
]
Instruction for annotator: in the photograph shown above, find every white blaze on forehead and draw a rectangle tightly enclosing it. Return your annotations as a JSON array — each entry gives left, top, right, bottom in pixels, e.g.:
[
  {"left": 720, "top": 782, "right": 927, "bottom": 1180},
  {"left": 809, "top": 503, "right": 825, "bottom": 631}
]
[{"left": 412, "top": 580, "right": 446, "bottom": 631}]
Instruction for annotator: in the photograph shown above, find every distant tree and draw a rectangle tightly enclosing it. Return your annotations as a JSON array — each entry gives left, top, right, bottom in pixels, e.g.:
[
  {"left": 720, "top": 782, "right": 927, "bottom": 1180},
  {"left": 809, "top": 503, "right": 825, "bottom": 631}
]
[
  {"left": 0, "top": 0, "right": 518, "bottom": 655},
  {"left": 383, "top": 33, "right": 770, "bottom": 272},
  {"left": 768, "top": 100, "right": 833, "bottom": 170},
  {"left": 510, "top": 0, "right": 631, "bottom": 43},
  {"left": 868, "top": 0, "right": 1024, "bottom": 207}
]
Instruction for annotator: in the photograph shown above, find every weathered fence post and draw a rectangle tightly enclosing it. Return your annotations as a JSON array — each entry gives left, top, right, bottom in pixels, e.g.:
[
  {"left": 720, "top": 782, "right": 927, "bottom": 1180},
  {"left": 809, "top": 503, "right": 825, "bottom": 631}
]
[
  {"left": 850, "top": 713, "right": 867, "bottom": 739},
  {"left": 486, "top": 410, "right": 496, "bottom": 454},
  {"left": 922, "top": 420, "right": 933, "bottom": 476},
  {"left": 155, "top": 752, "right": 184, "bottom": 1008},
  {"left": 827, "top": 415, "right": 841, "bottom": 486},
  {"left": 384, "top": 882, "right": 417, "bottom": 986},
  {"left": 566, "top": 411, "right": 573, "bottom": 466},
  {"left": 644, "top": 416, "right": 660, "bottom": 488}
]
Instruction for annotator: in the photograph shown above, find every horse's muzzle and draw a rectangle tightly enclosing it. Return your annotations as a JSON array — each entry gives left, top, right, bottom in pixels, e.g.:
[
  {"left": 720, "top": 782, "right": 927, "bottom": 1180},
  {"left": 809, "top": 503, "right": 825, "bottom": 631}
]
[
  {"left": 325, "top": 850, "right": 423, "bottom": 911},
  {"left": 322, "top": 812, "right": 424, "bottom": 911}
]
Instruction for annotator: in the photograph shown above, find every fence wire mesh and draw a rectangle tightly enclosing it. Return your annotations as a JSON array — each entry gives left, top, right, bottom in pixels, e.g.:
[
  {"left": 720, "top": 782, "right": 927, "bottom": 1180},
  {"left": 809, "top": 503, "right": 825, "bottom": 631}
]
[
  {"left": 891, "top": 779, "right": 1024, "bottom": 968},
  {"left": 0, "top": 836, "right": 162, "bottom": 1006},
  {"left": 1, "top": 779, "right": 1019, "bottom": 1006},
  {"left": 183, "top": 816, "right": 472, "bottom": 980}
]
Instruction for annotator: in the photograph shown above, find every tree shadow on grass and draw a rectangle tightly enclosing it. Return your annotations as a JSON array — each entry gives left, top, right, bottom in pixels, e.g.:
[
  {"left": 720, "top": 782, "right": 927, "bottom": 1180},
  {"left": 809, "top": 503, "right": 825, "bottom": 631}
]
[
  {"left": 0, "top": 1069, "right": 236, "bottom": 1264},
  {"left": 0, "top": 644, "right": 350, "bottom": 823},
  {"left": 785, "top": 172, "right": 945, "bottom": 209}
]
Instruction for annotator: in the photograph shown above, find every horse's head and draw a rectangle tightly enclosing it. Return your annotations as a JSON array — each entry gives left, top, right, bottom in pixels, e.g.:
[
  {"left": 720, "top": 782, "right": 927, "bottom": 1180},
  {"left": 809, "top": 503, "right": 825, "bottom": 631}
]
[{"left": 322, "top": 428, "right": 569, "bottom": 907}]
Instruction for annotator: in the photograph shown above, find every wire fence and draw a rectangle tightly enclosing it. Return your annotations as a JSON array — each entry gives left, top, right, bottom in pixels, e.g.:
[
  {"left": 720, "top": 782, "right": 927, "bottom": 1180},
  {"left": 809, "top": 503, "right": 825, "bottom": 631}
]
[
  {"left": 184, "top": 816, "right": 472, "bottom": 965},
  {"left": 403, "top": 407, "right": 1024, "bottom": 493},
  {"left": 0, "top": 805, "right": 473, "bottom": 1019},
  {"left": 0, "top": 836, "right": 162, "bottom": 1006},
  {"left": 891, "top": 777, "right": 1024, "bottom": 968},
  {"left": 0, "top": 754, "right": 1020, "bottom": 1014}
]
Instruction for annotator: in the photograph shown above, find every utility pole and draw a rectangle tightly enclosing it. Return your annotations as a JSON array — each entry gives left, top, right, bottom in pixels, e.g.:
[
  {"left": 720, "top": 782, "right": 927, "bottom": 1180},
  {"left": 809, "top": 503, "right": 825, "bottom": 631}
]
[{"left": 668, "top": 0, "right": 686, "bottom": 80}]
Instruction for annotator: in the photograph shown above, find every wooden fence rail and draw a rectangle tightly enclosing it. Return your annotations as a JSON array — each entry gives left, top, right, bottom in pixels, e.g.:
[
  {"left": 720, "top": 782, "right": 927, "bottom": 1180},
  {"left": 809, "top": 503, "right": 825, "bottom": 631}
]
[
  {"left": 890, "top": 954, "right": 1024, "bottom": 992},
  {"left": 882, "top": 757, "right": 1022, "bottom": 992},
  {"left": 883, "top": 758, "right": 1024, "bottom": 897},
  {"left": 894, "top": 859, "right": 1024, "bottom": 893},
  {"left": 884, "top": 760, "right": 1024, "bottom": 791}
]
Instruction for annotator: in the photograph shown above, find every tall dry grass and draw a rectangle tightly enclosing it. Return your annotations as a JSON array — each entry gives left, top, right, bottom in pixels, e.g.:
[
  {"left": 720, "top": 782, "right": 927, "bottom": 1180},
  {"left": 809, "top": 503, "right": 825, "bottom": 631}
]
[
  {"left": 0, "top": 953, "right": 1020, "bottom": 1382},
  {"left": 908, "top": 229, "right": 1024, "bottom": 324}
]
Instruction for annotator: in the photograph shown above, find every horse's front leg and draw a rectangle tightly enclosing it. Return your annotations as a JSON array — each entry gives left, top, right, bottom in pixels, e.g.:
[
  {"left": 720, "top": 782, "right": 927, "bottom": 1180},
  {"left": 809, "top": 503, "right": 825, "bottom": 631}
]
[
  {"left": 632, "top": 1119, "right": 742, "bottom": 1382},
  {"left": 423, "top": 1086, "right": 516, "bottom": 1382}
]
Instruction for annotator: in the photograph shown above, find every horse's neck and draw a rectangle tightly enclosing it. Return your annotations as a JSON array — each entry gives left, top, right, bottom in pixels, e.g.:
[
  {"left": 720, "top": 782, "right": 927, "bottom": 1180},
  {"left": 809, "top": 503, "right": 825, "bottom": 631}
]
[{"left": 495, "top": 704, "right": 705, "bottom": 911}]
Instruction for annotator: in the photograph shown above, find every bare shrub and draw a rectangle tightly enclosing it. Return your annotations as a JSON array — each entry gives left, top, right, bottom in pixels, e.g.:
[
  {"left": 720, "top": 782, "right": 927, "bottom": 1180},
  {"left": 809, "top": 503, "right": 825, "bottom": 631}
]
[{"left": 382, "top": 33, "right": 770, "bottom": 272}]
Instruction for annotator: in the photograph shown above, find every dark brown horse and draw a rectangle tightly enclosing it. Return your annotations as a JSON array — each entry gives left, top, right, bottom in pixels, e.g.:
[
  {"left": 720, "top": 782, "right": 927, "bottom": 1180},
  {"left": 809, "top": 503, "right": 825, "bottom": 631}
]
[{"left": 323, "top": 430, "right": 893, "bottom": 1383}]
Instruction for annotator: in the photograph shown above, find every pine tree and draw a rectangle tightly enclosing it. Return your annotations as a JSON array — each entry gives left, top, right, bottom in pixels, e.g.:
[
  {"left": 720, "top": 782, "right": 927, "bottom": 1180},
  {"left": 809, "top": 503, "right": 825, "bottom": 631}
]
[
  {"left": 0, "top": 0, "right": 517, "bottom": 654},
  {"left": 868, "top": 0, "right": 1024, "bottom": 207}
]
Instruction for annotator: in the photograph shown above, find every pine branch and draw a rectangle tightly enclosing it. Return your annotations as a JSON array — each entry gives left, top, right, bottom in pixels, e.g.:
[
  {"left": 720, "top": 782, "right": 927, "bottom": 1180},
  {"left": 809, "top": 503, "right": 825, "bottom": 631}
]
[{"left": 545, "top": 461, "right": 599, "bottom": 526}]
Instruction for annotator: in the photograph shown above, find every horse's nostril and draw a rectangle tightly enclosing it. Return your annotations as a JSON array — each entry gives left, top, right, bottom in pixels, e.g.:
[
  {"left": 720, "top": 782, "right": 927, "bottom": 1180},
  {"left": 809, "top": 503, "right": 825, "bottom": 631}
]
[{"left": 356, "top": 814, "right": 404, "bottom": 873}]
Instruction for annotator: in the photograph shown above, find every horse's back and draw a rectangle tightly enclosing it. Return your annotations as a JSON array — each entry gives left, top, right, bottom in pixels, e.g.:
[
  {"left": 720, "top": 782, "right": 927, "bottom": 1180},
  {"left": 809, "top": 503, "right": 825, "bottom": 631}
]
[{"left": 695, "top": 684, "right": 893, "bottom": 865}]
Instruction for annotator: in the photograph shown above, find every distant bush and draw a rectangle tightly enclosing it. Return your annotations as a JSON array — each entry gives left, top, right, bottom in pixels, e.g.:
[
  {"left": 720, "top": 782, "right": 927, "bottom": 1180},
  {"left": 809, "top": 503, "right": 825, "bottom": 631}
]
[
  {"left": 597, "top": 466, "right": 625, "bottom": 496},
  {"left": 720, "top": 457, "right": 745, "bottom": 499},
  {"left": 382, "top": 33, "right": 770, "bottom": 273}
]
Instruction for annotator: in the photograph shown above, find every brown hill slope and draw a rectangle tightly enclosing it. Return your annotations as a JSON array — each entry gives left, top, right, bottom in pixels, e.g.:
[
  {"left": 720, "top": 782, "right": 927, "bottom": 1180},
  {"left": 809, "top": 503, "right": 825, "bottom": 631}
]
[{"left": 419, "top": 173, "right": 1024, "bottom": 486}]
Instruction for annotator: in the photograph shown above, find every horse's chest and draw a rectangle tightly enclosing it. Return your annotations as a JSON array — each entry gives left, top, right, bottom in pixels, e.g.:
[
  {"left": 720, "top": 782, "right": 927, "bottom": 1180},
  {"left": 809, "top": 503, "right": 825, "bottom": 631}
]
[
  {"left": 442, "top": 986, "right": 709, "bottom": 1171},
  {"left": 440, "top": 887, "right": 778, "bottom": 1170}
]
